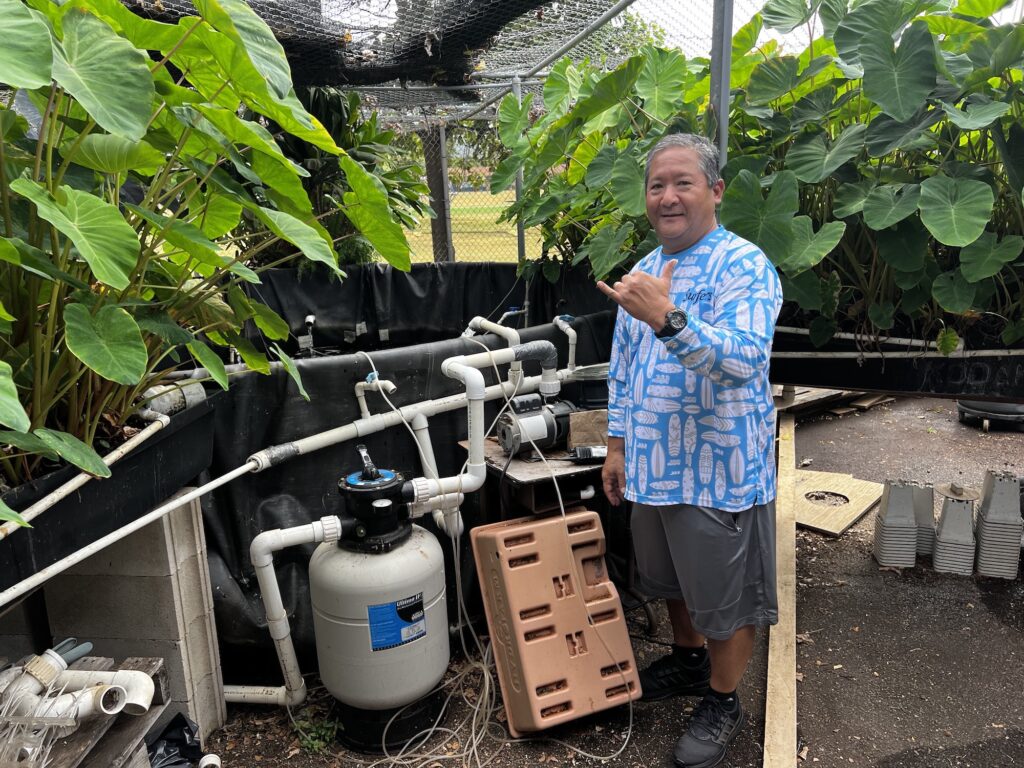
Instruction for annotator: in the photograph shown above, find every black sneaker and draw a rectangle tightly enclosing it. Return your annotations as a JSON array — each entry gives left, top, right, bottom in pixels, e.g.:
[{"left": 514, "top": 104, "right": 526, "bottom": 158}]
[
  {"left": 638, "top": 647, "right": 711, "bottom": 702},
  {"left": 672, "top": 693, "right": 746, "bottom": 768}
]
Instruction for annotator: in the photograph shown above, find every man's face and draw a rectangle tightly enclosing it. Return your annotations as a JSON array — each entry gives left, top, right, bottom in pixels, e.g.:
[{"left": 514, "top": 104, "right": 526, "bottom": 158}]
[{"left": 645, "top": 147, "right": 725, "bottom": 254}]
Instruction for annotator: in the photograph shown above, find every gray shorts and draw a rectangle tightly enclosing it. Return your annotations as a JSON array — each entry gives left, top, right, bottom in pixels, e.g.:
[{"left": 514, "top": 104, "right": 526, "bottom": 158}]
[{"left": 630, "top": 501, "right": 779, "bottom": 640}]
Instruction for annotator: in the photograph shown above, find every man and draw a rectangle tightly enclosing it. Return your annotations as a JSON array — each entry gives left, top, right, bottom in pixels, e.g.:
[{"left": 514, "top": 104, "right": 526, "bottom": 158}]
[{"left": 597, "top": 133, "right": 782, "bottom": 768}]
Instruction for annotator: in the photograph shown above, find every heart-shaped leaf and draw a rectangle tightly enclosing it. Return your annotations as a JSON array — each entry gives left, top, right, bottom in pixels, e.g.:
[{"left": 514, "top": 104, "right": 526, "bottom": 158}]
[
  {"left": 11, "top": 180, "right": 139, "bottom": 290},
  {"left": 862, "top": 184, "right": 921, "bottom": 230},
  {"left": 762, "top": 0, "right": 816, "bottom": 33},
  {"left": 67, "top": 134, "right": 165, "bottom": 174},
  {"left": 35, "top": 428, "right": 111, "bottom": 477},
  {"left": 959, "top": 231, "right": 1023, "bottom": 282},
  {"left": 0, "top": 0, "right": 53, "bottom": 89},
  {"left": 53, "top": 10, "right": 155, "bottom": 140},
  {"left": 586, "top": 222, "right": 635, "bottom": 280},
  {"left": 585, "top": 145, "right": 618, "bottom": 190},
  {"left": 747, "top": 56, "right": 800, "bottom": 104},
  {"left": 64, "top": 303, "right": 147, "bottom": 384},
  {"left": 338, "top": 155, "right": 410, "bottom": 270},
  {"left": 918, "top": 175, "right": 994, "bottom": 247},
  {"left": 936, "top": 327, "right": 960, "bottom": 355},
  {"left": 780, "top": 270, "right": 823, "bottom": 311},
  {"left": 776, "top": 216, "right": 846, "bottom": 276},
  {"left": 865, "top": 110, "right": 941, "bottom": 157},
  {"left": 833, "top": 181, "right": 876, "bottom": 218},
  {"left": 610, "top": 152, "right": 646, "bottom": 217},
  {"left": 876, "top": 216, "right": 929, "bottom": 272},
  {"left": 868, "top": 301, "right": 896, "bottom": 330},
  {"left": 786, "top": 124, "right": 866, "bottom": 183},
  {"left": 543, "top": 58, "right": 582, "bottom": 115},
  {"left": 953, "top": 0, "right": 1014, "bottom": 19},
  {"left": 939, "top": 100, "right": 1011, "bottom": 130},
  {"left": 636, "top": 47, "right": 689, "bottom": 121},
  {"left": 0, "top": 361, "right": 30, "bottom": 434},
  {"left": 498, "top": 92, "right": 533, "bottom": 148},
  {"left": 861, "top": 21, "right": 937, "bottom": 123},
  {"left": 931, "top": 270, "right": 976, "bottom": 313},
  {"left": 809, "top": 316, "right": 837, "bottom": 347},
  {"left": 721, "top": 170, "right": 799, "bottom": 265}
]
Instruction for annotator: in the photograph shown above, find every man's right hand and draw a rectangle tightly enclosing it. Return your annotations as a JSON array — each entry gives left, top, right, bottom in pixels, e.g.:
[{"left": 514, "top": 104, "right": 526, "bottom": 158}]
[{"left": 602, "top": 437, "right": 626, "bottom": 506}]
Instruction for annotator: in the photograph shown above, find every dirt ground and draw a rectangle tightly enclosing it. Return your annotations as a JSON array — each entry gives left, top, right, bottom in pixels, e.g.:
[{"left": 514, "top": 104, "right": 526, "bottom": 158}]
[{"left": 208, "top": 396, "right": 1024, "bottom": 768}]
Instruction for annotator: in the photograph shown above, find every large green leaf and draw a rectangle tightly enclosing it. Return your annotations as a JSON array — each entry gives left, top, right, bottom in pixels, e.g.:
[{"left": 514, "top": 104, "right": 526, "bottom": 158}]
[
  {"left": 732, "top": 13, "right": 763, "bottom": 57},
  {"left": 636, "top": 47, "right": 689, "bottom": 121},
  {"left": 776, "top": 216, "right": 846, "bottom": 275},
  {"left": 35, "top": 428, "right": 111, "bottom": 477},
  {"left": 861, "top": 21, "right": 937, "bottom": 123},
  {"left": 780, "top": 270, "right": 823, "bottom": 311},
  {"left": 256, "top": 206, "right": 343, "bottom": 275},
  {"left": 865, "top": 110, "right": 941, "bottom": 157},
  {"left": 0, "top": 431, "right": 59, "bottom": 461},
  {"left": 0, "top": 362, "right": 30, "bottom": 434},
  {"left": 250, "top": 302, "right": 289, "bottom": 340},
  {"left": 762, "top": 0, "right": 816, "bottom": 33},
  {"left": 11, "top": 180, "right": 139, "bottom": 290},
  {"left": 129, "top": 206, "right": 219, "bottom": 264},
  {"left": 187, "top": 341, "right": 229, "bottom": 390},
  {"left": 833, "top": 180, "right": 876, "bottom": 218},
  {"left": 959, "top": 231, "right": 1023, "bottom": 282},
  {"left": 747, "top": 57, "right": 800, "bottom": 105},
  {"left": 586, "top": 222, "right": 634, "bottom": 280},
  {"left": 569, "top": 55, "right": 644, "bottom": 125},
  {"left": 876, "top": 216, "right": 928, "bottom": 272},
  {"left": 833, "top": 0, "right": 910, "bottom": 68},
  {"left": 52, "top": 10, "right": 155, "bottom": 140},
  {"left": 194, "top": 192, "right": 242, "bottom": 239},
  {"left": 609, "top": 153, "right": 646, "bottom": 218},
  {"left": 868, "top": 301, "right": 896, "bottom": 330},
  {"left": 543, "top": 58, "right": 582, "bottom": 115},
  {"left": 585, "top": 146, "right": 618, "bottom": 190},
  {"left": 0, "top": 0, "right": 53, "bottom": 89},
  {"left": 567, "top": 134, "right": 602, "bottom": 185},
  {"left": 67, "top": 134, "right": 165, "bottom": 174},
  {"left": 785, "top": 124, "right": 866, "bottom": 183},
  {"left": 0, "top": 235, "right": 86, "bottom": 286},
  {"left": 339, "top": 155, "right": 410, "bottom": 271},
  {"left": 720, "top": 169, "right": 799, "bottom": 265},
  {"left": 953, "top": 0, "right": 1013, "bottom": 17},
  {"left": 862, "top": 184, "right": 921, "bottom": 230},
  {"left": 939, "top": 100, "right": 1011, "bottom": 130},
  {"left": 918, "top": 175, "right": 994, "bottom": 247},
  {"left": 64, "top": 303, "right": 147, "bottom": 384},
  {"left": 498, "top": 92, "right": 533, "bottom": 148},
  {"left": 931, "top": 270, "right": 976, "bottom": 314}
]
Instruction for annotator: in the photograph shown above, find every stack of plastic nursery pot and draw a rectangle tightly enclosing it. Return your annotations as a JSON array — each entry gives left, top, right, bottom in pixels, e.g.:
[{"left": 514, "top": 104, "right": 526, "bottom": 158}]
[
  {"left": 932, "top": 483, "right": 978, "bottom": 576},
  {"left": 975, "top": 470, "right": 1023, "bottom": 580},
  {"left": 912, "top": 482, "right": 936, "bottom": 557},
  {"left": 873, "top": 481, "right": 918, "bottom": 568}
]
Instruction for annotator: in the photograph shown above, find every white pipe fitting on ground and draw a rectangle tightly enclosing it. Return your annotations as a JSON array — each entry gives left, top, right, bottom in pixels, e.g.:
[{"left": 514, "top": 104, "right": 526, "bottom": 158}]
[
  {"left": 57, "top": 669, "right": 155, "bottom": 716},
  {"left": 224, "top": 516, "right": 343, "bottom": 707}
]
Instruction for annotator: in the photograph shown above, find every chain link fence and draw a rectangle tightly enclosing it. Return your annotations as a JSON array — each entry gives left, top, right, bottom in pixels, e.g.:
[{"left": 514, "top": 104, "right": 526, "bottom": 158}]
[{"left": 391, "top": 0, "right": 770, "bottom": 264}]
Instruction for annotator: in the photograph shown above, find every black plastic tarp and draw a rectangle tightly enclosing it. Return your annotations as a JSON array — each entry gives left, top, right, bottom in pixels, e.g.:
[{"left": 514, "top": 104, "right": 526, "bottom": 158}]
[{"left": 202, "top": 309, "right": 615, "bottom": 680}]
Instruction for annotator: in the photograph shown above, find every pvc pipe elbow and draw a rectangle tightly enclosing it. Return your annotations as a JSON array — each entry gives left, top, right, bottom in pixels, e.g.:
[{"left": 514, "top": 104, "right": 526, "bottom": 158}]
[
  {"left": 57, "top": 669, "right": 155, "bottom": 716},
  {"left": 441, "top": 359, "right": 487, "bottom": 400},
  {"left": 433, "top": 507, "right": 465, "bottom": 538},
  {"left": 469, "top": 316, "right": 521, "bottom": 347}
]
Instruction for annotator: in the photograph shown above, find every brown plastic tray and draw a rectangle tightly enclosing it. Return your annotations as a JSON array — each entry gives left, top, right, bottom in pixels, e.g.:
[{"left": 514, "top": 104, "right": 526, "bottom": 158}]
[{"left": 471, "top": 510, "right": 641, "bottom": 736}]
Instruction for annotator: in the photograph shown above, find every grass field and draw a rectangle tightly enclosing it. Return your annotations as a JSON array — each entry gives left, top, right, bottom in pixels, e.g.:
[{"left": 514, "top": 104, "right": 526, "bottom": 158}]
[{"left": 407, "top": 189, "right": 542, "bottom": 263}]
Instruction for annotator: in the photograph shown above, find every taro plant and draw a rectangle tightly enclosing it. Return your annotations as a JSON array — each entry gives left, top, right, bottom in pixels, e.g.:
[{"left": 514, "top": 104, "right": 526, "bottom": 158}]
[
  {"left": 0, "top": 0, "right": 413, "bottom": 521},
  {"left": 495, "top": 0, "right": 1024, "bottom": 352}
]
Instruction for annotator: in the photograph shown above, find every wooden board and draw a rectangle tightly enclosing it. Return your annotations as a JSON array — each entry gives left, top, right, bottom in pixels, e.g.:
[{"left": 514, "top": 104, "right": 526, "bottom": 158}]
[
  {"left": 48, "top": 657, "right": 117, "bottom": 768},
  {"left": 775, "top": 388, "right": 861, "bottom": 415},
  {"left": 764, "top": 413, "right": 797, "bottom": 768},
  {"left": 795, "top": 470, "right": 883, "bottom": 537},
  {"left": 460, "top": 438, "right": 600, "bottom": 485},
  {"left": 850, "top": 394, "right": 896, "bottom": 410}
]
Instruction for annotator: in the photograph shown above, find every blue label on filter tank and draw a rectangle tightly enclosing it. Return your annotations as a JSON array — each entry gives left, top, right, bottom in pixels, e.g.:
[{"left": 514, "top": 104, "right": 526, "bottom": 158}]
[{"left": 367, "top": 593, "right": 426, "bottom": 651}]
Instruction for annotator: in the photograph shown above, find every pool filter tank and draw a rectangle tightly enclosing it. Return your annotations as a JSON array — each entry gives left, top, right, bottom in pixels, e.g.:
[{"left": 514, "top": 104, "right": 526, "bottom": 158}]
[{"left": 309, "top": 445, "right": 449, "bottom": 750}]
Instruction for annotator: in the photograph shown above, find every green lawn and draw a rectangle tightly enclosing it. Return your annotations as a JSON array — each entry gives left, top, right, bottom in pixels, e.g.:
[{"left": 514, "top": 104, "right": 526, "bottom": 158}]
[{"left": 407, "top": 189, "right": 542, "bottom": 263}]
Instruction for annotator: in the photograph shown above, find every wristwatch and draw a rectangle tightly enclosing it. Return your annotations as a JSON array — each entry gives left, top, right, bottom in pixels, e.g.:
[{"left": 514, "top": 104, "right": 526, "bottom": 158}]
[{"left": 656, "top": 307, "right": 688, "bottom": 338}]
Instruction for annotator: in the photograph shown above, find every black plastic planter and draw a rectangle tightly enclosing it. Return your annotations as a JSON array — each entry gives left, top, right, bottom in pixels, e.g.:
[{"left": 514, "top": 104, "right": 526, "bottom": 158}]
[{"left": 0, "top": 395, "right": 217, "bottom": 594}]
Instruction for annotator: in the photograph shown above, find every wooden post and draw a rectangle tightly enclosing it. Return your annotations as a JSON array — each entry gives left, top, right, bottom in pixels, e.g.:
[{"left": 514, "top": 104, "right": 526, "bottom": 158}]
[{"left": 763, "top": 413, "right": 797, "bottom": 767}]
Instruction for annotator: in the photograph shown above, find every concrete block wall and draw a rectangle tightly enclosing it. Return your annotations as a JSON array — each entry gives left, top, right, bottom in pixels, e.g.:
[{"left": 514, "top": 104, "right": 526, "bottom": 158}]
[{"left": 44, "top": 488, "right": 226, "bottom": 744}]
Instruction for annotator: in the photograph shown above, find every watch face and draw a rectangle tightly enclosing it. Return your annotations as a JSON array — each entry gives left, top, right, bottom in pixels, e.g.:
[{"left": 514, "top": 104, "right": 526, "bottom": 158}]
[{"left": 669, "top": 310, "right": 686, "bottom": 330}]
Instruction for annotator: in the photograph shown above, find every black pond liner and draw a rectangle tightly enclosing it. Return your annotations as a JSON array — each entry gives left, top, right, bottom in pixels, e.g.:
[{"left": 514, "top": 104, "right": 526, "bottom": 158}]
[
  {"left": 0, "top": 395, "right": 217, "bottom": 594},
  {"left": 770, "top": 330, "right": 1024, "bottom": 401}
]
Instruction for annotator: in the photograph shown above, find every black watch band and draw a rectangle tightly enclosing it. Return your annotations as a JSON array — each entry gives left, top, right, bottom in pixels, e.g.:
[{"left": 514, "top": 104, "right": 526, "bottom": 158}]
[{"left": 656, "top": 308, "right": 687, "bottom": 339}]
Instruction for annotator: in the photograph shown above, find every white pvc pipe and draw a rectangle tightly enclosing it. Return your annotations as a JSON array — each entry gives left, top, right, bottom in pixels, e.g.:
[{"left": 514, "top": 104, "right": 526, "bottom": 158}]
[
  {"left": 554, "top": 316, "right": 577, "bottom": 372},
  {"left": 468, "top": 316, "right": 523, "bottom": 386},
  {"left": 57, "top": 669, "right": 155, "bottom": 716},
  {"left": 410, "top": 413, "right": 463, "bottom": 537},
  {"left": 8, "top": 684, "right": 127, "bottom": 720},
  {"left": 0, "top": 462, "right": 256, "bottom": 610},
  {"left": 354, "top": 376, "right": 398, "bottom": 420},
  {"left": 224, "top": 516, "right": 342, "bottom": 706},
  {"left": 0, "top": 412, "right": 170, "bottom": 541}
]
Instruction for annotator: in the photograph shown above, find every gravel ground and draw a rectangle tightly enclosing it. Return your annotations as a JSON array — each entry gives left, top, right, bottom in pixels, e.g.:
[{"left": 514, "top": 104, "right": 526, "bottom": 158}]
[{"left": 208, "top": 397, "right": 1024, "bottom": 768}]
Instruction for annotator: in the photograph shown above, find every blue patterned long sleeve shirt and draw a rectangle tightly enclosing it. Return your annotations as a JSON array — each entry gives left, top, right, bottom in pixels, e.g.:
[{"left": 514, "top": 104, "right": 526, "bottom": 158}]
[{"left": 607, "top": 225, "right": 783, "bottom": 512}]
